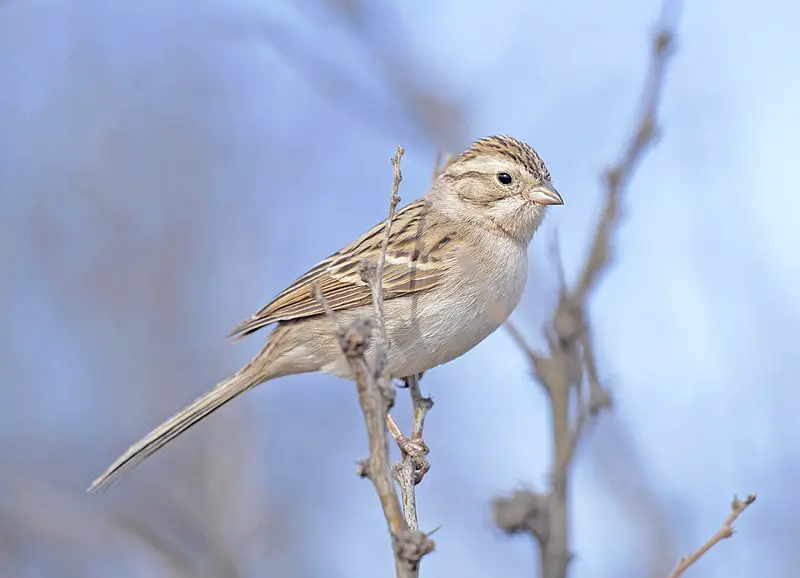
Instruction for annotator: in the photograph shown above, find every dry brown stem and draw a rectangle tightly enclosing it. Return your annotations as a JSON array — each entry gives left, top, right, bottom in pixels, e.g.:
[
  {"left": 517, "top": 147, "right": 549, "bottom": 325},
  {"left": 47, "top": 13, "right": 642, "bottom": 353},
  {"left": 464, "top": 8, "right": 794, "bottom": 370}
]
[
  {"left": 369, "top": 146, "right": 405, "bottom": 378},
  {"left": 313, "top": 146, "right": 433, "bottom": 578},
  {"left": 391, "top": 374, "right": 434, "bottom": 531},
  {"left": 494, "top": 7, "right": 679, "bottom": 578},
  {"left": 383, "top": 146, "right": 448, "bottom": 533},
  {"left": 668, "top": 494, "right": 757, "bottom": 578}
]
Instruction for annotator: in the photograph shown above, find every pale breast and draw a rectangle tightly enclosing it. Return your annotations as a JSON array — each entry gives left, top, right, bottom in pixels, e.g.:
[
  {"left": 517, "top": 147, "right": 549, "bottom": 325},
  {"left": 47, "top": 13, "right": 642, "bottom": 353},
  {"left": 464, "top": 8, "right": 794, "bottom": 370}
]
[{"left": 384, "top": 241, "right": 529, "bottom": 378}]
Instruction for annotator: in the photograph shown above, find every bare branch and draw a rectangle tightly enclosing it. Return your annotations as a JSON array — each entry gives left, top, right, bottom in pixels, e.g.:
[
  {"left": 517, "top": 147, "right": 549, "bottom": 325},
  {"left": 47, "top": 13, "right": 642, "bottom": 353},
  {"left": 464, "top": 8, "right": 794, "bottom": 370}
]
[
  {"left": 668, "top": 494, "right": 757, "bottom": 578},
  {"left": 391, "top": 375, "right": 434, "bottom": 531},
  {"left": 313, "top": 146, "right": 433, "bottom": 578},
  {"left": 382, "top": 145, "right": 441, "bottom": 536},
  {"left": 495, "top": 6, "right": 680, "bottom": 578},
  {"left": 504, "top": 320, "right": 540, "bottom": 365},
  {"left": 368, "top": 146, "right": 404, "bottom": 378}
]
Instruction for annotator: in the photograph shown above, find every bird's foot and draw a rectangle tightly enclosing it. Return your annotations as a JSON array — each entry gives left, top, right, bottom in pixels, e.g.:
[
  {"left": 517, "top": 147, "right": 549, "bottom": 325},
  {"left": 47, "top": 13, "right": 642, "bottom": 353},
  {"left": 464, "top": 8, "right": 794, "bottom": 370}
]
[{"left": 394, "top": 433, "right": 430, "bottom": 484}]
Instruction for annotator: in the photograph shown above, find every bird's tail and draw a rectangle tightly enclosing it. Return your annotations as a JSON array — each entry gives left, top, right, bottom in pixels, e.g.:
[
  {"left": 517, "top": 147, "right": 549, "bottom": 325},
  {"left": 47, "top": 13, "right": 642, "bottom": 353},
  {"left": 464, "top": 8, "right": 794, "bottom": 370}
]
[{"left": 88, "top": 350, "right": 273, "bottom": 493}]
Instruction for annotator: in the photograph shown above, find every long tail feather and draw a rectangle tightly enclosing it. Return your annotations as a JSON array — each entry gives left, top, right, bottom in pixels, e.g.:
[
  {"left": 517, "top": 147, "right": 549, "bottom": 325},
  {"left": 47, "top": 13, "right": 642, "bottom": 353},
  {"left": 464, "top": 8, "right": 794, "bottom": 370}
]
[{"left": 88, "top": 355, "right": 270, "bottom": 493}]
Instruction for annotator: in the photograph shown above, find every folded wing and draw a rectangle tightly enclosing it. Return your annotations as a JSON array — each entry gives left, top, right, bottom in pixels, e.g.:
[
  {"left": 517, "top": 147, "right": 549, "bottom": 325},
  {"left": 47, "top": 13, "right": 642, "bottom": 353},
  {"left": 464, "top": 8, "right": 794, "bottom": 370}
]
[{"left": 228, "top": 200, "right": 456, "bottom": 339}]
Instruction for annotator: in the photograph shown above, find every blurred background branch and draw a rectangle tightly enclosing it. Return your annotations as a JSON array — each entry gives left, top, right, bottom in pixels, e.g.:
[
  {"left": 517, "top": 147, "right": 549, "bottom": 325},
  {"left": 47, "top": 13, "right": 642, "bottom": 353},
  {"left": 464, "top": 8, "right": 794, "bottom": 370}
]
[
  {"left": 216, "top": 0, "right": 467, "bottom": 149},
  {"left": 0, "top": 0, "right": 788, "bottom": 577},
  {"left": 493, "top": 5, "right": 684, "bottom": 578}
]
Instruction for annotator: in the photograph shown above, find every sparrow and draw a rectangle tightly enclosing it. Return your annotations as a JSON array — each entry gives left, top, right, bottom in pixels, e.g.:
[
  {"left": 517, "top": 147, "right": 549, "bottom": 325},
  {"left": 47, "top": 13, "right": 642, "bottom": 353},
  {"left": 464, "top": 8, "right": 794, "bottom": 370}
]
[{"left": 89, "top": 135, "right": 563, "bottom": 491}]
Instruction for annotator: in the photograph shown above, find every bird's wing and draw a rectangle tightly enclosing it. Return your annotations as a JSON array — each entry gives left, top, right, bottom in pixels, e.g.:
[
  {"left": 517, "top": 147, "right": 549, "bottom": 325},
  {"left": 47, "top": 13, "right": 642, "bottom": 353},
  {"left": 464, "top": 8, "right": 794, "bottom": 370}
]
[{"left": 228, "top": 200, "right": 457, "bottom": 340}]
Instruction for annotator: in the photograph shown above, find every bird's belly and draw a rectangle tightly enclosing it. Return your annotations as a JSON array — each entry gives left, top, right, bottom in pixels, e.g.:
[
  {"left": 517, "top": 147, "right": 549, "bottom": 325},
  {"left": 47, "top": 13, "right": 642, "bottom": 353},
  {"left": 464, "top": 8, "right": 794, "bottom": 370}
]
[
  {"left": 383, "top": 280, "right": 522, "bottom": 378},
  {"left": 386, "top": 315, "right": 499, "bottom": 378}
]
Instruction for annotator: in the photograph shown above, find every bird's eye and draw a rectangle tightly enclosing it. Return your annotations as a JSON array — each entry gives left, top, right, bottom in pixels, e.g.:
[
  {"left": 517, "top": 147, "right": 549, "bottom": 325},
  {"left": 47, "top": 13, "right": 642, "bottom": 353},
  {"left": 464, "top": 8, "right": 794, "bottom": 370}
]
[{"left": 497, "top": 172, "right": 513, "bottom": 185}]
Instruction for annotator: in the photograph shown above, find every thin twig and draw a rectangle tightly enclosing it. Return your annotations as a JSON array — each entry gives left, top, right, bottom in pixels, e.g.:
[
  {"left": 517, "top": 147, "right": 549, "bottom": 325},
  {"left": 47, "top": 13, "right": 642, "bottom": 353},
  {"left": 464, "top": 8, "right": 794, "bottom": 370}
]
[
  {"left": 312, "top": 285, "right": 403, "bottom": 532},
  {"left": 392, "top": 454, "right": 418, "bottom": 533},
  {"left": 504, "top": 320, "right": 539, "bottom": 364},
  {"left": 370, "top": 146, "right": 405, "bottom": 375},
  {"left": 408, "top": 376, "right": 433, "bottom": 443},
  {"left": 383, "top": 144, "right": 440, "bottom": 535},
  {"left": 313, "top": 146, "right": 433, "bottom": 578},
  {"left": 668, "top": 494, "right": 756, "bottom": 578},
  {"left": 392, "top": 375, "right": 434, "bottom": 531},
  {"left": 574, "top": 27, "right": 674, "bottom": 302},
  {"left": 495, "top": 6, "right": 679, "bottom": 578}
]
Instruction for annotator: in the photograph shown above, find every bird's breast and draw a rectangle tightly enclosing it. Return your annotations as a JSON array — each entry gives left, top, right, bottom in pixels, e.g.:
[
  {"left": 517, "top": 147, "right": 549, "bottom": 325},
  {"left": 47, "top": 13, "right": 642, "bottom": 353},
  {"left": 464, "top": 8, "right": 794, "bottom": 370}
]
[{"left": 384, "top": 243, "right": 528, "bottom": 378}]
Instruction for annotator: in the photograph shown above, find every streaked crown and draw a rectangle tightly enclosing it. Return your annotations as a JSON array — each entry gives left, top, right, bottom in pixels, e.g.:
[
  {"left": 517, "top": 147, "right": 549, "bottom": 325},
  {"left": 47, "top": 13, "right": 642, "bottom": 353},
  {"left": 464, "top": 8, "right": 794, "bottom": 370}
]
[{"left": 454, "top": 135, "right": 551, "bottom": 182}]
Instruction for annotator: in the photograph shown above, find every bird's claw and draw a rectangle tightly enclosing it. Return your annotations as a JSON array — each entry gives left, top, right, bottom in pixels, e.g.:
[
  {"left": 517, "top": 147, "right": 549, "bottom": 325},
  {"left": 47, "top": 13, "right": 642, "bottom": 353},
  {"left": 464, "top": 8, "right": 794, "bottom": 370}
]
[{"left": 396, "top": 435, "right": 430, "bottom": 484}]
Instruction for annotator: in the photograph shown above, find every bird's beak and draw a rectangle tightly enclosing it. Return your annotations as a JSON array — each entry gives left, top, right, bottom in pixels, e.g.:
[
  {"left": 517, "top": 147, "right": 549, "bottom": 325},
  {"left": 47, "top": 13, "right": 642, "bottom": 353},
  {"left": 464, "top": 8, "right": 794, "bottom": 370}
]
[{"left": 526, "top": 182, "right": 563, "bottom": 206}]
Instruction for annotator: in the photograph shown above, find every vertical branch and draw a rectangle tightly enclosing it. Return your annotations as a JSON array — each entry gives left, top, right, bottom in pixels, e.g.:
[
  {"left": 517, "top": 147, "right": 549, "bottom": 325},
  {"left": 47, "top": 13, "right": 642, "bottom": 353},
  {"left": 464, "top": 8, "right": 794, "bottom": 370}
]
[
  {"left": 314, "top": 146, "right": 433, "bottom": 578},
  {"left": 493, "top": 7, "right": 679, "bottom": 578},
  {"left": 387, "top": 148, "right": 445, "bottom": 533},
  {"left": 369, "top": 147, "right": 405, "bottom": 378},
  {"left": 391, "top": 375, "right": 434, "bottom": 531}
]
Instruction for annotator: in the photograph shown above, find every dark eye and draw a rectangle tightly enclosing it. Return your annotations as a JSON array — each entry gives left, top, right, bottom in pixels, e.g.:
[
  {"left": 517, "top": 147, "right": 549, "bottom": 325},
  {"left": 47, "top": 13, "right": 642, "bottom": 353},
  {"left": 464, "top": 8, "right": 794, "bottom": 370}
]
[{"left": 497, "top": 172, "right": 513, "bottom": 185}]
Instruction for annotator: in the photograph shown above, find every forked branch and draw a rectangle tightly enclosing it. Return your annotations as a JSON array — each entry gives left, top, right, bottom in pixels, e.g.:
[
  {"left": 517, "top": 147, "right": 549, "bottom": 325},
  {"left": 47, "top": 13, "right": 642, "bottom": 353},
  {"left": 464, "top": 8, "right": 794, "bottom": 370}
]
[
  {"left": 495, "top": 6, "right": 679, "bottom": 578},
  {"left": 313, "top": 146, "right": 433, "bottom": 578}
]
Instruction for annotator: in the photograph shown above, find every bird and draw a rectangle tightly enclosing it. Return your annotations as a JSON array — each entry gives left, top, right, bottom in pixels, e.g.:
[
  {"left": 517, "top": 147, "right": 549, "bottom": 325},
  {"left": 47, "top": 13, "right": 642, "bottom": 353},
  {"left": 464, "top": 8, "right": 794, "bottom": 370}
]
[{"left": 88, "top": 135, "right": 563, "bottom": 492}]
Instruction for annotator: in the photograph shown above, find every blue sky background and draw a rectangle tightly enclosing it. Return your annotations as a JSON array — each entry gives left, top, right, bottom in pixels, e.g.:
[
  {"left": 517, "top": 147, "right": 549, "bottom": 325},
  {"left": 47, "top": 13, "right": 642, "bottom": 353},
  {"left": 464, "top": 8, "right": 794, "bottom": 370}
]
[{"left": 1, "top": 1, "right": 798, "bottom": 577}]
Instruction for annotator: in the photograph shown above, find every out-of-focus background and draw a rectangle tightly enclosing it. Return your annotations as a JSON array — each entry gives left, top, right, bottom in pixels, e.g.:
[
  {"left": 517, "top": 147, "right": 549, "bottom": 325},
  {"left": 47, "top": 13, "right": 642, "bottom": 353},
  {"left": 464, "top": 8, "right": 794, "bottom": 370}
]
[{"left": 1, "top": 1, "right": 797, "bottom": 577}]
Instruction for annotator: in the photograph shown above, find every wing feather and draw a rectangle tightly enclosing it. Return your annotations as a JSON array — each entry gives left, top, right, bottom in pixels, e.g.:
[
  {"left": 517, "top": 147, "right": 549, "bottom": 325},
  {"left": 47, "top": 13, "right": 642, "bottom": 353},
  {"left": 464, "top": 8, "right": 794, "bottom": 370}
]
[{"left": 228, "top": 200, "right": 456, "bottom": 340}]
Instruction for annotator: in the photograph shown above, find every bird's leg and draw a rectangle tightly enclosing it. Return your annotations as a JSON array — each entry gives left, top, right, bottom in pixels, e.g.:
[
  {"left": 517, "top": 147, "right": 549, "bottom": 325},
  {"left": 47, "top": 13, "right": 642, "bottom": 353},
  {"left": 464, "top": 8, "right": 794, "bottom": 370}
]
[
  {"left": 385, "top": 374, "right": 433, "bottom": 484},
  {"left": 385, "top": 411, "right": 403, "bottom": 440}
]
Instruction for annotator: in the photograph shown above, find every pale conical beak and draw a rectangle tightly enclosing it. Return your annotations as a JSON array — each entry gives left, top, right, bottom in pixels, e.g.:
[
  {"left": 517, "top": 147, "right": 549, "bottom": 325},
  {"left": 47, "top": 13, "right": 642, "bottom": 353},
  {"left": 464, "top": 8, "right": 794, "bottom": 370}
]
[{"left": 526, "top": 182, "right": 563, "bottom": 206}]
